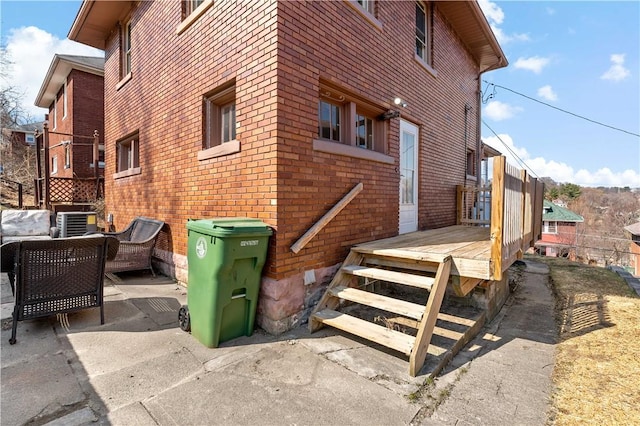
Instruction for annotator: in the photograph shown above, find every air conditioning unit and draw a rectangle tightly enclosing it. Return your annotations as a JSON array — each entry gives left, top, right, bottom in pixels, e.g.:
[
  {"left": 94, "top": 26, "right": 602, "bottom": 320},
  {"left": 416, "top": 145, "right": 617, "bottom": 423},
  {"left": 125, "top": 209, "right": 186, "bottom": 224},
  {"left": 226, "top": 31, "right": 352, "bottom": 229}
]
[{"left": 56, "top": 212, "right": 98, "bottom": 237}]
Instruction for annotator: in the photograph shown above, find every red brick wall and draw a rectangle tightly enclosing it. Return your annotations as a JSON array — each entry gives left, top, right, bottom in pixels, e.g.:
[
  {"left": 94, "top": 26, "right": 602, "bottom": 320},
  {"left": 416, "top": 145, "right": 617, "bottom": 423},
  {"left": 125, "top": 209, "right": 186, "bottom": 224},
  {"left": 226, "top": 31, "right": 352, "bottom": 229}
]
[
  {"left": 100, "top": 1, "right": 483, "bottom": 283},
  {"left": 70, "top": 69, "right": 104, "bottom": 178},
  {"left": 46, "top": 70, "right": 104, "bottom": 179},
  {"left": 102, "top": 1, "right": 278, "bottom": 263},
  {"left": 273, "top": 0, "right": 481, "bottom": 279},
  {"left": 540, "top": 222, "right": 579, "bottom": 245}
]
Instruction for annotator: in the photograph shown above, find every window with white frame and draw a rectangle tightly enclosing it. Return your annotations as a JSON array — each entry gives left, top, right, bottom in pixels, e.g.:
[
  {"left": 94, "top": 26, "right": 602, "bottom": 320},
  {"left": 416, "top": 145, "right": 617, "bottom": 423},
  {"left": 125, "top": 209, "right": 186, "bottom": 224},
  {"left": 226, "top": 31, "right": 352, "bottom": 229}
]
[
  {"left": 25, "top": 133, "right": 35, "bottom": 145},
  {"left": 51, "top": 156, "right": 58, "bottom": 174},
  {"left": 121, "top": 19, "right": 132, "bottom": 78},
  {"left": 184, "top": 0, "right": 204, "bottom": 16},
  {"left": 357, "top": 0, "right": 374, "bottom": 14},
  {"left": 64, "top": 144, "right": 71, "bottom": 169},
  {"left": 204, "top": 85, "right": 236, "bottom": 149},
  {"left": 116, "top": 132, "right": 139, "bottom": 173},
  {"left": 317, "top": 86, "right": 386, "bottom": 154},
  {"left": 63, "top": 79, "right": 68, "bottom": 119},
  {"left": 415, "top": 1, "right": 432, "bottom": 66},
  {"left": 52, "top": 98, "right": 57, "bottom": 130},
  {"left": 543, "top": 221, "right": 557, "bottom": 234}
]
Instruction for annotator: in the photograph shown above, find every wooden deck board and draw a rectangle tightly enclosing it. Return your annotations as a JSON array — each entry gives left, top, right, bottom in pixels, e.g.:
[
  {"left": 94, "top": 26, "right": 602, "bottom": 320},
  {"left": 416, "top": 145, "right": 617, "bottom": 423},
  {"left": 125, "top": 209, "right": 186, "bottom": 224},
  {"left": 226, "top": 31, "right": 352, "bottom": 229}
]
[{"left": 354, "top": 225, "right": 492, "bottom": 280}]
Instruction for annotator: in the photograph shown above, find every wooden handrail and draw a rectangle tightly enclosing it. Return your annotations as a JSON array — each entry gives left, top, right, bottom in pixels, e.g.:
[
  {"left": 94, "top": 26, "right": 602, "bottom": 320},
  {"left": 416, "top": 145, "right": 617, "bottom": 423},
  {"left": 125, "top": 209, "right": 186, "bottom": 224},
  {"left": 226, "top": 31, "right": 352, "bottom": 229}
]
[{"left": 291, "top": 183, "right": 363, "bottom": 253}]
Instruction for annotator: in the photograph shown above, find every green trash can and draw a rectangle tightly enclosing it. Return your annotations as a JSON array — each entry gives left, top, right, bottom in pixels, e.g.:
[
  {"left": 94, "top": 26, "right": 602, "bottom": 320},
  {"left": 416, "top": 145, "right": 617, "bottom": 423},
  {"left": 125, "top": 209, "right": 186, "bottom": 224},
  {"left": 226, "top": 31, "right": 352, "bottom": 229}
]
[{"left": 183, "top": 218, "right": 272, "bottom": 348}]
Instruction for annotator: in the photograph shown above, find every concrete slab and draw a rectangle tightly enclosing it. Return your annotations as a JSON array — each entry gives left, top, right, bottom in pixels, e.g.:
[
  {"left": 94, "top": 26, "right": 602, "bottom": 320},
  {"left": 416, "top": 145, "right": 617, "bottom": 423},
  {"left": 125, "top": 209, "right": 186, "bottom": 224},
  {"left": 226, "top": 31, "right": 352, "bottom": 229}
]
[
  {"left": 1, "top": 351, "right": 85, "bottom": 425},
  {"left": 43, "top": 407, "right": 98, "bottom": 426},
  {"left": 88, "top": 346, "right": 203, "bottom": 412},
  {"left": 144, "top": 342, "right": 420, "bottom": 425},
  {"left": 104, "top": 402, "right": 158, "bottom": 426}
]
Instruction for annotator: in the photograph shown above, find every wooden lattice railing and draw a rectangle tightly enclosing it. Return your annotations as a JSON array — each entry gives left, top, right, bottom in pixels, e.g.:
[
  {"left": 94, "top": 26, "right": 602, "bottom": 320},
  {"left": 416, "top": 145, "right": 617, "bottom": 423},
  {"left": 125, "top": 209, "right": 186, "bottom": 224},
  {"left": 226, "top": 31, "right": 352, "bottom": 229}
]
[{"left": 46, "top": 177, "right": 104, "bottom": 203}]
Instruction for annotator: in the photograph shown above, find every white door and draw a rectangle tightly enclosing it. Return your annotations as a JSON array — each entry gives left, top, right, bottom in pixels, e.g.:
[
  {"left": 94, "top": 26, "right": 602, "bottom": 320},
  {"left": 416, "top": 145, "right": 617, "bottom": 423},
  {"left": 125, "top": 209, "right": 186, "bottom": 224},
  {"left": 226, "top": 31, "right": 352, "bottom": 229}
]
[{"left": 399, "top": 120, "right": 419, "bottom": 234}]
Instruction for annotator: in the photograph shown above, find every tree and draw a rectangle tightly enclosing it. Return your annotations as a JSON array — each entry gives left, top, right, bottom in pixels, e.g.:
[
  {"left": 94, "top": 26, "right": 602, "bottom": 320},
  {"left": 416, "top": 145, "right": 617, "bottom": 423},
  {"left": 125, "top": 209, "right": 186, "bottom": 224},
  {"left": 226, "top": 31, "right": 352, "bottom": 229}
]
[{"left": 560, "top": 183, "right": 582, "bottom": 200}]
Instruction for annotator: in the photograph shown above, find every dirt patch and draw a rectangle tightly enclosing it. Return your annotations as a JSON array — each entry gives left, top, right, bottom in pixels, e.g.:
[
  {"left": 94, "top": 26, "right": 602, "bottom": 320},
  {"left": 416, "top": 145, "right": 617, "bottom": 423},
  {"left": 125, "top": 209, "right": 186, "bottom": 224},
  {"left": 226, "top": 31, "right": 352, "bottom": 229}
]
[{"left": 530, "top": 255, "right": 640, "bottom": 425}]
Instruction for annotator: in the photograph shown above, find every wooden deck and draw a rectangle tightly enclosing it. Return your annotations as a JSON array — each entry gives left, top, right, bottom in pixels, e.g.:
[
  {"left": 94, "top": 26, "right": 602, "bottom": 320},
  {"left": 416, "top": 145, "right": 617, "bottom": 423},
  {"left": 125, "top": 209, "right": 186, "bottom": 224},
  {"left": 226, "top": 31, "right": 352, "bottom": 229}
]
[{"left": 353, "top": 225, "right": 493, "bottom": 280}]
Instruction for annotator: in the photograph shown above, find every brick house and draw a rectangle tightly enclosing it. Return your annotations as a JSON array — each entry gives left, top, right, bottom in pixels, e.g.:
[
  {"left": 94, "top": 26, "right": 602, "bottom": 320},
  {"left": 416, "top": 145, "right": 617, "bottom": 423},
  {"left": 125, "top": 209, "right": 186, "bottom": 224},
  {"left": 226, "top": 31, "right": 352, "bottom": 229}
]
[
  {"left": 535, "top": 200, "right": 584, "bottom": 259},
  {"left": 34, "top": 54, "right": 105, "bottom": 180},
  {"left": 623, "top": 222, "right": 640, "bottom": 276},
  {"left": 69, "top": 0, "right": 507, "bottom": 334}
]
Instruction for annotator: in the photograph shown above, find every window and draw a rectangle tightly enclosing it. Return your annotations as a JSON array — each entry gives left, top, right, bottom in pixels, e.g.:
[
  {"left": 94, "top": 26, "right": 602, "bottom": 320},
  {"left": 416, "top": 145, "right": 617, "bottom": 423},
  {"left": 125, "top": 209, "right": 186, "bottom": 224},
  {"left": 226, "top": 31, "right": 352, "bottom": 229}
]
[
  {"left": 25, "top": 134, "right": 35, "bottom": 145},
  {"left": 199, "top": 83, "right": 239, "bottom": 160},
  {"left": 51, "top": 156, "right": 58, "bottom": 174},
  {"left": 314, "top": 84, "right": 392, "bottom": 164},
  {"left": 185, "top": 0, "right": 204, "bottom": 16},
  {"left": 122, "top": 19, "right": 132, "bottom": 77},
  {"left": 64, "top": 144, "right": 71, "bottom": 169},
  {"left": 357, "top": 0, "right": 374, "bottom": 14},
  {"left": 63, "top": 80, "right": 67, "bottom": 119},
  {"left": 317, "top": 88, "right": 384, "bottom": 153},
  {"left": 52, "top": 98, "right": 57, "bottom": 130},
  {"left": 116, "top": 132, "right": 140, "bottom": 176},
  {"left": 466, "top": 148, "right": 476, "bottom": 177},
  {"left": 319, "top": 100, "right": 342, "bottom": 142},
  {"left": 415, "top": 1, "right": 431, "bottom": 66},
  {"left": 178, "top": 0, "right": 213, "bottom": 34},
  {"left": 543, "top": 221, "right": 557, "bottom": 234}
]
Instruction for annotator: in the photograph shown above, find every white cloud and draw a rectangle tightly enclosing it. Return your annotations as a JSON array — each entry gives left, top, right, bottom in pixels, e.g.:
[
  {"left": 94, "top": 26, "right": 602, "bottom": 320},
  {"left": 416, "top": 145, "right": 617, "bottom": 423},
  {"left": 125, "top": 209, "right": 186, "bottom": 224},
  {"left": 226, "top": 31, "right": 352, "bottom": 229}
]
[
  {"left": 2, "top": 26, "right": 103, "bottom": 121},
  {"left": 514, "top": 56, "right": 551, "bottom": 74},
  {"left": 478, "top": 0, "right": 530, "bottom": 45},
  {"left": 537, "top": 85, "right": 558, "bottom": 102},
  {"left": 483, "top": 101, "right": 523, "bottom": 121},
  {"left": 482, "top": 134, "right": 640, "bottom": 188},
  {"left": 600, "top": 53, "right": 630, "bottom": 82}
]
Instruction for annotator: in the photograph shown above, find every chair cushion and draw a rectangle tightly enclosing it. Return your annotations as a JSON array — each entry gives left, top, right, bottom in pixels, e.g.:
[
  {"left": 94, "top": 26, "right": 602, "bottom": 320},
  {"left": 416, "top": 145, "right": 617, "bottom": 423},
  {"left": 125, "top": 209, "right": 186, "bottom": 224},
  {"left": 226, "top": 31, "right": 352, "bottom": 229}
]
[{"left": 1, "top": 210, "right": 51, "bottom": 237}]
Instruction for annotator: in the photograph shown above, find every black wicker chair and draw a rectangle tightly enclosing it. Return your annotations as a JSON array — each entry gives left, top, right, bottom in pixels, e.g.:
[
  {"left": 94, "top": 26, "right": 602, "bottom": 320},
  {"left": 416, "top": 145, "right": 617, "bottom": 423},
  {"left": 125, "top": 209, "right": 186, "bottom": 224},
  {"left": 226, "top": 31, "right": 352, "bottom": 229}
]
[
  {"left": 103, "top": 217, "right": 165, "bottom": 276},
  {"left": 1, "top": 235, "right": 119, "bottom": 344}
]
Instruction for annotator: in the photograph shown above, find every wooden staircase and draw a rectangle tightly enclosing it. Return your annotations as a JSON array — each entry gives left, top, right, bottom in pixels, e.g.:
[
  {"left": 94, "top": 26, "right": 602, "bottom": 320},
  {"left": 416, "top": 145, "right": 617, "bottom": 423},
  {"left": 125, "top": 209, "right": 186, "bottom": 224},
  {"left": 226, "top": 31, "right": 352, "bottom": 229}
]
[{"left": 309, "top": 248, "right": 460, "bottom": 377}]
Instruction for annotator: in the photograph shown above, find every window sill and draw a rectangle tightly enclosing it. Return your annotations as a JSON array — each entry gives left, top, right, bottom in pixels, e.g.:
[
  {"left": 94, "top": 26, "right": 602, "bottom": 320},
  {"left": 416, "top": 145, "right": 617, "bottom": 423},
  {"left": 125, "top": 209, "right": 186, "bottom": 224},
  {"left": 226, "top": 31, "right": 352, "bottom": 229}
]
[
  {"left": 116, "top": 73, "right": 132, "bottom": 91},
  {"left": 177, "top": 0, "right": 214, "bottom": 35},
  {"left": 344, "top": 0, "right": 382, "bottom": 31},
  {"left": 198, "top": 139, "right": 240, "bottom": 160},
  {"left": 313, "top": 139, "right": 394, "bottom": 164},
  {"left": 114, "top": 167, "right": 141, "bottom": 179},
  {"left": 414, "top": 54, "right": 437, "bottom": 78}
]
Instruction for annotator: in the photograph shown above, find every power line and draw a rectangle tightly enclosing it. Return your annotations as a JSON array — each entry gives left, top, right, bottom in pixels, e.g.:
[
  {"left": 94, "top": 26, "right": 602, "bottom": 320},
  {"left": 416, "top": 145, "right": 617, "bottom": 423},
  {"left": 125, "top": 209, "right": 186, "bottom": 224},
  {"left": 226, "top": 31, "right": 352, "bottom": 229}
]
[
  {"left": 482, "top": 81, "right": 640, "bottom": 138},
  {"left": 481, "top": 119, "right": 540, "bottom": 178}
]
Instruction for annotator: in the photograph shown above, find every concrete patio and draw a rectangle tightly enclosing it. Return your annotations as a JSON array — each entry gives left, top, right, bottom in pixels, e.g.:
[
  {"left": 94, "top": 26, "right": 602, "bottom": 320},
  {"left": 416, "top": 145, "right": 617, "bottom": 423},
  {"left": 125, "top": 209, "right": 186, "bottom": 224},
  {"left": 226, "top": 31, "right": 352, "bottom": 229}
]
[{"left": 1, "top": 261, "right": 556, "bottom": 425}]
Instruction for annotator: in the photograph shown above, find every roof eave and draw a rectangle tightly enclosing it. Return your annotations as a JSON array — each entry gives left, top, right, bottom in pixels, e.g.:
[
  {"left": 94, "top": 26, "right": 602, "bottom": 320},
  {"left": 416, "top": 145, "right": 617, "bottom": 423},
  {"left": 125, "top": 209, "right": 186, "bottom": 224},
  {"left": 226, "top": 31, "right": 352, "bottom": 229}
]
[
  {"left": 34, "top": 55, "right": 104, "bottom": 108},
  {"left": 68, "top": 1, "right": 134, "bottom": 50}
]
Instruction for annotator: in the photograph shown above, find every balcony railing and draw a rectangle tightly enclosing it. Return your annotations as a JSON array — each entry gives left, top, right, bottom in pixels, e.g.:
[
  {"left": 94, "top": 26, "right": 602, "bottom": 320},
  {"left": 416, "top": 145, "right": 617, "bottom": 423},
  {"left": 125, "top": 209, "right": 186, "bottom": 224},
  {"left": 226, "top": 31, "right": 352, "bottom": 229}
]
[{"left": 457, "top": 156, "right": 544, "bottom": 280}]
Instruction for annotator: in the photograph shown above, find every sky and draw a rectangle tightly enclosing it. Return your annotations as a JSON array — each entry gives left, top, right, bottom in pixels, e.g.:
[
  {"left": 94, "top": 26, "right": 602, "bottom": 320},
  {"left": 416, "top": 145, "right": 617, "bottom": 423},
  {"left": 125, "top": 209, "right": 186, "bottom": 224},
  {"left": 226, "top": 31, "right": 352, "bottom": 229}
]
[{"left": 1, "top": 0, "right": 639, "bottom": 188}]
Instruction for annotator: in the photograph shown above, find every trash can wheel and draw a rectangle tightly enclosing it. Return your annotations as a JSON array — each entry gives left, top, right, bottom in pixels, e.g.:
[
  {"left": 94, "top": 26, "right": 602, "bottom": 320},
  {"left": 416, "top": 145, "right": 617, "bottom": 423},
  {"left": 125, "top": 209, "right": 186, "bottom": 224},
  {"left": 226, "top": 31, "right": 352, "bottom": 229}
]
[{"left": 178, "top": 305, "right": 191, "bottom": 332}]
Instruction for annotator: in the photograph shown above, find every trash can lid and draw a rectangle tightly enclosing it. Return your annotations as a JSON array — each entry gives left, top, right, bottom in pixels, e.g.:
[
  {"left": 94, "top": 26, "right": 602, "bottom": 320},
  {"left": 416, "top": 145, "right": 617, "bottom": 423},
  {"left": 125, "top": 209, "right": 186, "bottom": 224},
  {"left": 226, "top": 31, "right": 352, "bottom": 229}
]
[{"left": 187, "top": 217, "right": 273, "bottom": 237}]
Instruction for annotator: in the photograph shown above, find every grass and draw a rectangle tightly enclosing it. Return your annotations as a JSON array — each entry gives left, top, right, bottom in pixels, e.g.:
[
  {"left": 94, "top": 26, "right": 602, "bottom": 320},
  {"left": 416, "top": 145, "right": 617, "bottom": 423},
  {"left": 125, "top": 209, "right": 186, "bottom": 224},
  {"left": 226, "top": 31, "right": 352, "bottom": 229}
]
[{"left": 529, "top": 255, "right": 640, "bottom": 425}]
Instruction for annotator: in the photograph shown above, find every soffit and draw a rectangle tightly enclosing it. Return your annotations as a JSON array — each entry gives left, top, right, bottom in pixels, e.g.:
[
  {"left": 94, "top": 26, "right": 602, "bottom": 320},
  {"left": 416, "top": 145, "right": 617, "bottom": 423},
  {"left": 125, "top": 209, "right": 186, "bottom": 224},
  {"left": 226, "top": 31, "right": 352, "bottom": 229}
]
[
  {"left": 436, "top": 1, "right": 507, "bottom": 73},
  {"left": 68, "top": 1, "right": 135, "bottom": 50}
]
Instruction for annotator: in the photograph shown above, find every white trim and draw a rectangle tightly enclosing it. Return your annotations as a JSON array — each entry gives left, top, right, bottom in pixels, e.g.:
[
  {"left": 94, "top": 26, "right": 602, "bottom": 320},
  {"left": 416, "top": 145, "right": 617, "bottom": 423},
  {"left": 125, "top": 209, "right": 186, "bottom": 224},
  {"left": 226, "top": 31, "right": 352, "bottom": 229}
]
[
  {"left": 114, "top": 167, "right": 141, "bottom": 179},
  {"left": 116, "top": 72, "right": 132, "bottom": 91}
]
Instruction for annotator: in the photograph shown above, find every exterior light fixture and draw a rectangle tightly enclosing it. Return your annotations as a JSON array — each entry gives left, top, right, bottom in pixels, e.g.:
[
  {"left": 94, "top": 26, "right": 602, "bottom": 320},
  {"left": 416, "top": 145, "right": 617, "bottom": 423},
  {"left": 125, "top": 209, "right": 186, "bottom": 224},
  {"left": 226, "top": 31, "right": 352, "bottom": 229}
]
[{"left": 393, "top": 97, "right": 407, "bottom": 108}]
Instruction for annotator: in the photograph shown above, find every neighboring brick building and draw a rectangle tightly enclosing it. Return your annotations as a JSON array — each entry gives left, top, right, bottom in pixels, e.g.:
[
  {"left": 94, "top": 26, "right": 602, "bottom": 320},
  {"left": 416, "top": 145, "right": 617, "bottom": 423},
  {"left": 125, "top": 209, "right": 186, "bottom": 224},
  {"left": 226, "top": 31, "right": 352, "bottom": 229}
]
[
  {"left": 69, "top": 0, "right": 507, "bottom": 333},
  {"left": 34, "top": 54, "right": 105, "bottom": 179},
  {"left": 624, "top": 222, "right": 640, "bottom": 276},
  {"left": 535, "top": 200, "right": 584, "bottom": 259}
]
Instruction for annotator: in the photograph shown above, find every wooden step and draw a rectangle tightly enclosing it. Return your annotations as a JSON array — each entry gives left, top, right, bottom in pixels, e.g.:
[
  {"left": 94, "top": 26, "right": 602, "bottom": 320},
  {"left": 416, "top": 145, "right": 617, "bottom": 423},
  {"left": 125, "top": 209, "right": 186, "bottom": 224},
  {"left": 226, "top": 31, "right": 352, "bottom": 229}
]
[
  {"left": 312, "top": 309, "right": 414, "bottom": 355},
  {"left": 342, "top": 265, "right": 434, "bottom": 291},
  {"left": 363, "top": 255, "right": 439, "bottom": 274},
  {"left": 330, "top": 286, "right": 425, "bottom": 321}
]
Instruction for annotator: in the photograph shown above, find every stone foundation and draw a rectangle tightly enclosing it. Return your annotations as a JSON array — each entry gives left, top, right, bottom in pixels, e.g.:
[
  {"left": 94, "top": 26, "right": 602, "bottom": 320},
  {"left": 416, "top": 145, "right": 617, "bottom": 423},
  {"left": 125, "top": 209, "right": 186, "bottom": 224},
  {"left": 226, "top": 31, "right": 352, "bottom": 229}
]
[{"left": 151, "top": 250, "right": 341, "bottom": 336}]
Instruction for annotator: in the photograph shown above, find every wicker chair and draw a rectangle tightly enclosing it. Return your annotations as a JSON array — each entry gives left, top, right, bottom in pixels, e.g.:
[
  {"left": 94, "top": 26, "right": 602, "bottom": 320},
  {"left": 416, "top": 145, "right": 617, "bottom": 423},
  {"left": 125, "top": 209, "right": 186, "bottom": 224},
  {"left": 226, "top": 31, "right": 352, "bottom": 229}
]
[
  {"left": 103, "top": 217, "right": 165, "bottom": 276},
  {"left": 1, "top": 235, "right": 119, "bottom": 344}
]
